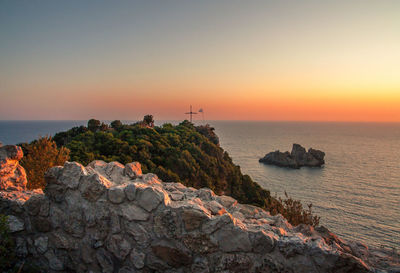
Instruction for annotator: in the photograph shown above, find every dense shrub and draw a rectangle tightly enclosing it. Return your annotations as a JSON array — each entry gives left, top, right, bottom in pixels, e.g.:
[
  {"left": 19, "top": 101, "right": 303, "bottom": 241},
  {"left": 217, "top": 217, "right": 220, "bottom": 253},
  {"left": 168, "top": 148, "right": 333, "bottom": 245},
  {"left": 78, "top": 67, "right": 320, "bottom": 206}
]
[
  {"left": 278, "top": 192, "right": 320, "bottom": 227},
  {"left": 51, "top": 118, "right": 319, "bottom": 226},
  {"left": 20, "top": 136, "right": 70, "bottom": 189}
]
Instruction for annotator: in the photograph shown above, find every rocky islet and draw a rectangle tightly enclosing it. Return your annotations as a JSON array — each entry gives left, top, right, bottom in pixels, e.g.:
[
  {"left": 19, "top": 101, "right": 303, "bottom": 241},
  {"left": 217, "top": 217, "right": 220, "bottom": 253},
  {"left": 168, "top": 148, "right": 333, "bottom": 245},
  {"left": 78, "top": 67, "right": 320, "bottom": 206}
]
[{"left": 259, "top": 144, "right": 326, "bottom": 169}]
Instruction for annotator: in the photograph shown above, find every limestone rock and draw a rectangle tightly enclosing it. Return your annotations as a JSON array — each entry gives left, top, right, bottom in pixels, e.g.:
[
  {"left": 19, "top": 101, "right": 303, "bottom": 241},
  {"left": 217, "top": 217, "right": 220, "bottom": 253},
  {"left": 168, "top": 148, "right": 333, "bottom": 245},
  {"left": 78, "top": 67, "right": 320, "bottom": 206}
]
[
  {"left": 7, "top": 215, "right": 24, "bottom": 232},
  {"left": 0, "top": 145, "right": 27, "bottom": 191},
  {"left": 124, "top": 184, "right": 137, "bottom": 201},
  {"left": 124, "top": 162, "right": 142, "bottom": 179},
  {"left": 119, "top": 203, "right": 149, "bottom": 221},
  {"left": 34, "top": 236, "right": 48, "bottom": 254},
  {"left": 130, "top": 248, "right": 146, "bottom": 269},
  {"left": 151, "top": 239, "right": 192, "bottom": 267},
  {"left": 136, "top": 186, "right": 170, "bottom": 212},
  {"left": 79, "top": 173, "right": 112, "bottom": 202},
  {"left": 59, "top": 161, "right": 87, "bottom": 189},
  {"left": 211, "top": 226, "right": 252, "bottom": 252},
  {"left": 106, "top": 234, "right": 131, "bottom": 260},
  {"left": 108, "top": 185, "right": 126, "bottom": 204}
]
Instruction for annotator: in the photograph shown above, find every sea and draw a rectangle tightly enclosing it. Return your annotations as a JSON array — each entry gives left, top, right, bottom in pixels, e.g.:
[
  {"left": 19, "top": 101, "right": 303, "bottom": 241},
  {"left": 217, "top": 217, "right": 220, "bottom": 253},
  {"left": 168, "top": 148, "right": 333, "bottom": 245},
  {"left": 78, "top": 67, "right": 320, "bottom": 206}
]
[{"left": 0, "top": 120, "right": 399, "bottom": 249}]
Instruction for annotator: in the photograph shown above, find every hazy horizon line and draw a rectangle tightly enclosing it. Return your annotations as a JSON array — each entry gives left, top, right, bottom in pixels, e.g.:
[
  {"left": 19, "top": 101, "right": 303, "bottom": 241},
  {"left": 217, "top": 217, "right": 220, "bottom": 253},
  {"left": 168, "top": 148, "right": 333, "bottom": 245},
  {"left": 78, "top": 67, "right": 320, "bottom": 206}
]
[{"left": 1, "top": 119, "right": 400, "bottom": 124}]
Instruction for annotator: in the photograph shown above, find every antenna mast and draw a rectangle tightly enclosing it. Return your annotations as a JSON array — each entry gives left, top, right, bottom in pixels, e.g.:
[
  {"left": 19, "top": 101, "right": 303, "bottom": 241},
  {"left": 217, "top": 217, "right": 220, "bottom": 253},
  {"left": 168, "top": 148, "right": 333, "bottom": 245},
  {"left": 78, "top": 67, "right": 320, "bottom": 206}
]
[{"left": 184, "top": 105, "right": 197, "bottom": 123}]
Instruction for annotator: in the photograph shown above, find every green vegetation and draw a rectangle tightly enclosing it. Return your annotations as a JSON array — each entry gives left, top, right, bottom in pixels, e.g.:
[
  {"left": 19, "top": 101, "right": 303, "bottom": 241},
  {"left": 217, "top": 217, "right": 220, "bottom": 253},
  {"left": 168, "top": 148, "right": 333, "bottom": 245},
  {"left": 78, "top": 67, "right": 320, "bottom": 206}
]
[
  {"left": 20, "top": 136, "right": 70, "bottom": 190},
  {"left": 48, "top": 117, "right": 319, "bottom": 226},
  {"left": 0, "top": 215, "right": 16, "bottom": 272}
]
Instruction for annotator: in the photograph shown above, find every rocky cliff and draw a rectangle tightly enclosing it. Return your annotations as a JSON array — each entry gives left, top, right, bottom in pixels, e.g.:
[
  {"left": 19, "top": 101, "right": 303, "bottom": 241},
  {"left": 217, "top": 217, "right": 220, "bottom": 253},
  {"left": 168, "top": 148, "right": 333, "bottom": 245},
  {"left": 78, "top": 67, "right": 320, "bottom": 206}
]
[
  {"left": 0, "top": 145, "right": 398, "bottom": 273},
  {"left": 259, "top": 144, "right": 325, "bottom": 169}
]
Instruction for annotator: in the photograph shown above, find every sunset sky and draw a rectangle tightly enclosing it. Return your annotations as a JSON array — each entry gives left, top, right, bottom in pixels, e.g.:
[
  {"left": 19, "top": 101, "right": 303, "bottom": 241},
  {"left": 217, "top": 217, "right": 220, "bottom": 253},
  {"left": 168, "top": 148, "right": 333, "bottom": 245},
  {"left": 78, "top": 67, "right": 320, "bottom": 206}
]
[{"left": 1, "top": 0, "right": 399, "bottom": 121}]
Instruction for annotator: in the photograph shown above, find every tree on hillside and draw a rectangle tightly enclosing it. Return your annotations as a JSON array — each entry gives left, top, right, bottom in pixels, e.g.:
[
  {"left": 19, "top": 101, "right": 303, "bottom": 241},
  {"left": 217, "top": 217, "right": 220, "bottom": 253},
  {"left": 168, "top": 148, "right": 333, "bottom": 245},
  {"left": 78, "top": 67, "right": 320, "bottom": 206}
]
[
  {"left": 88, "top": 119, "right": 101, "bottom": 132},
  {"left": 143, "top": 115, "right": 154, "bottom": 127},
  {"left": 111, "top": 120, "right": 123, "bottom": 130},
  {"left": 20, "top": 136, "right": 70, "bottom": 189}
]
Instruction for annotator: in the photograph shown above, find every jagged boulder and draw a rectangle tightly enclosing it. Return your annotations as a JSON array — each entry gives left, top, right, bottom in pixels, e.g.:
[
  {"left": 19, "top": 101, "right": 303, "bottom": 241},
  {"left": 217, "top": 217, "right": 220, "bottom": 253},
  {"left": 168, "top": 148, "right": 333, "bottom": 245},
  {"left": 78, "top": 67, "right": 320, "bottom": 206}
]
[
  {"left": 0, "top": 150, "right": 398, "bottom": 272},
  {"left": 259, "top": 144, "right": 325, "bottom": 168},
  {"left": 0, "top": 145, "right": 27, "bottom": 191}
]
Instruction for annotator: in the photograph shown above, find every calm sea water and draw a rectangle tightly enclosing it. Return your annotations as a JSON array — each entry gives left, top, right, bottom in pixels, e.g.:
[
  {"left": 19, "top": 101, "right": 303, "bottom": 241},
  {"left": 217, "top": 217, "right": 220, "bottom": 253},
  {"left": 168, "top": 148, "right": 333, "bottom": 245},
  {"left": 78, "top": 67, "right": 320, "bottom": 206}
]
[
  {"left": 0, "top": 120, "right": 399, "bottom": 249},
  {"left": 211, "top": 121, "right": 400, "bottom": 249}
]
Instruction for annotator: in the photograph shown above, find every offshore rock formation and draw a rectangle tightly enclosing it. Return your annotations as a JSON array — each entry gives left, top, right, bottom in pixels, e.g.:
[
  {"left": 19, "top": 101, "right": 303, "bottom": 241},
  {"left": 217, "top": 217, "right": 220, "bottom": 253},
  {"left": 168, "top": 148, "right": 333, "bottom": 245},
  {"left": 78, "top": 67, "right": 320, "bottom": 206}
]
[
  {"left": 259, "top": 144, "right": 325, "bottom": 169},
  {"left": 0, "top": 147, "right": 399, "bottom": 272}
]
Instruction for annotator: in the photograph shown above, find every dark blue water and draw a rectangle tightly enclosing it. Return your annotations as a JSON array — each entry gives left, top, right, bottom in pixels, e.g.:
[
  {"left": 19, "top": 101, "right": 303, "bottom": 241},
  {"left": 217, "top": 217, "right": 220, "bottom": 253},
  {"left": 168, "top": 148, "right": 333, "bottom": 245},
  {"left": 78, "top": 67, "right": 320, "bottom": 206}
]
[
  {"left": 0, "top": 120, "right": 399, "bottom": 249},
  {"left": 0, "top": 120, "right": 87, "bottom": 145}
]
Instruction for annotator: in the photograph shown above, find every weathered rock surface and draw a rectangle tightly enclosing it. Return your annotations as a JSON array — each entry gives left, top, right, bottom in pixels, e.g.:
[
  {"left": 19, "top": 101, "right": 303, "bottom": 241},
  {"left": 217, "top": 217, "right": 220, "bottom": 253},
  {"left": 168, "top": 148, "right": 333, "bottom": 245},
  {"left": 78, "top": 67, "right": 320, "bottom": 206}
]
[
  {"left": 0, "top": 147, "right": 398, "bottom": 272},
  {"left": 0, "top": 145, "right": 27, "bottom": 191},
  {"left": 259, "top": 143, "right": 326, "bottom": 168}
]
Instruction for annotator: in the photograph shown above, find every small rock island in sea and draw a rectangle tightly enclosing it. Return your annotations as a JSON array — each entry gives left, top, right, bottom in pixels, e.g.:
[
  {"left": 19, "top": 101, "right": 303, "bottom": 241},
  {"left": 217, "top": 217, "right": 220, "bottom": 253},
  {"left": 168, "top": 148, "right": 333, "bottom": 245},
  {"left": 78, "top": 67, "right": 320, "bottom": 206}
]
[{"left": 259, "top": 144, "right": 325, "bottom": 169}]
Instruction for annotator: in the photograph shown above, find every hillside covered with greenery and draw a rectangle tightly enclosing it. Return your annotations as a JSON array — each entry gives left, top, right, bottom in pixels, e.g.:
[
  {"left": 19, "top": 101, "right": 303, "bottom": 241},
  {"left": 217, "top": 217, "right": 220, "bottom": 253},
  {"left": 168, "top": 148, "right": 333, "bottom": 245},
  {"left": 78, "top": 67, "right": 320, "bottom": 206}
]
[{"left": 23, "top": 117, "right": 319, "bottom": 226}]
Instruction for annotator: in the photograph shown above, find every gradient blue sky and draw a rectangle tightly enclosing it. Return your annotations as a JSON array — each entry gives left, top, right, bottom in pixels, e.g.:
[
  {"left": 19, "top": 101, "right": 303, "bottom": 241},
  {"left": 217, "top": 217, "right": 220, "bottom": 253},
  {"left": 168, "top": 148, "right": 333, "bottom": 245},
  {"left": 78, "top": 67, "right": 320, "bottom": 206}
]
[{"left": 1, "top": 1, "right": 400, "bottom": 121}]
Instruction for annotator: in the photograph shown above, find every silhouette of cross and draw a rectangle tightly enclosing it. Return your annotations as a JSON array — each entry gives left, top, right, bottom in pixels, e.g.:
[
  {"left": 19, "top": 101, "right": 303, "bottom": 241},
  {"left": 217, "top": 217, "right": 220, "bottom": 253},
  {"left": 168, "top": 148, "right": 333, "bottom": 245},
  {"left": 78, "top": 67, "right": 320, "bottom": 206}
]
[{"left": 185, "top": 105, "right": 197, "bottom": 123}]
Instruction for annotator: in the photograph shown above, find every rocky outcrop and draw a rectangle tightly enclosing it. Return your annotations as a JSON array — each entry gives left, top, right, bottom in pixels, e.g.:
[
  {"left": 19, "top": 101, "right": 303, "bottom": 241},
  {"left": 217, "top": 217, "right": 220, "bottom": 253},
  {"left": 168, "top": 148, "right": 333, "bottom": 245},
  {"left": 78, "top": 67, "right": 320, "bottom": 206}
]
[
  {"left": 0, "top": 145, "right": 27, "bottom": 191},
  {"left": 0, "top": 148, "right": 398, "bottom": 272},
  {"left": 259, "top": 144, "right": 325, "bottom": 168}
]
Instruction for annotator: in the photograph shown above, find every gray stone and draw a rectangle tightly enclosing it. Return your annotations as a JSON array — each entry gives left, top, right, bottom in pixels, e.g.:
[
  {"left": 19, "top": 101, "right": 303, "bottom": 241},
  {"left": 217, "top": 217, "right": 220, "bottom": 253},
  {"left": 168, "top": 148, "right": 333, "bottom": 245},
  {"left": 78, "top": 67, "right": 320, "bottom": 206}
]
[
  {"left": 39, "top": 197, "right": 50, "bottom": 217},
  {"left": 250, "top": 230, "right": 276, "bottom": 253},
  {"left": 59, "top": 161, "right": 87, "bottom": 189},
  {"left": 169, "top": 190, "right": 184, "bottom": 201},
  {"left": 32, "top": 216, "right": 52, "bottom": 232},
  {"left": 63, "top": 210, "right": 85, "bottom": 238},
  {"left": 80, "top": 173, "right": 112, "bottom": 202},
  {"left": 15, "top": 237, "right": 28, "bottom": 257},
  {"left": 7, "top": 215, "right": 24, "bottom": 232},
  {"left": 204, "top": 200, "right": 227, "bottom": 215},
  {"left": 96, "top": 248, "right": 114, "bottom": 273},
  {"left": 106, "top": 234, "right": 131, "bottom": 260},
  {"left": 45, "top": 249, "right": 64, "bottom": 271},
  {"left": 130, "top": 248, "right": 146, "bottom": 269},
  {"left": 136, "top": 186, "right": 168, "bottom": 212},
  {"left": 34, "top": 236, "right": 49, "bottom": 254},
  {"left": 202, "top": 213, "right": 234, "bottom": 234},
  {"left": 24, "top": 194, "right": 43, "bottom": 216},
  {"left": 151, "top": 239, "right": 192, "bottom": 267},
  {"left": 126, "top": 222, "right": 150, "bottom": 247},
  {"left": 197, "top": 188, "right": 216, "bottom": 201},
  {"left": 119, "top": 203, "right": 149, "bottom": 221},
  {"left": 118, "top": 266, "right": 137, "bottom": 273},
  {"left": 216, "top": 195, "right": 237, "bottom": 208},
  {"left": 44, "top": 166, "right": 66, "bottom": 202},
  {"left": 182, "top": 208, "right": 209, "bottom": 231},
  {"left": 142, "top": 173, "right": 161, "bottom": 185},
  {"left": 211, "top": 226, "right": 252, "bottom": 252},
  {"left": 51, "top": 232, "right": 70, "bottom": 249},
  {"left": 110, "top": 212, "right": 121, "bottom": 234},
  {"left": 108, "top": 185, "right": 126, "bottom": 204},
  {"left": 191, "top": 256, "right": 210, "bottom": 273},
  {"left": 124, "top": 184, "right": 137, "bottom": 201},
  {"left": 124, "top": 162, "right": 142, "bottom": 179},
  {"left": 104, "top": 161, "right": 125, "bottom": 183}
]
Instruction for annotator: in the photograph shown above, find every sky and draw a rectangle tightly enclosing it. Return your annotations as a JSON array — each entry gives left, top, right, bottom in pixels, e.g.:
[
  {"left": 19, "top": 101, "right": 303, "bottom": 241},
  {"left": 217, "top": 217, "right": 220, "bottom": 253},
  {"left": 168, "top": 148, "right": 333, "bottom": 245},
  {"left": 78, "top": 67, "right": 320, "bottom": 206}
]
[{"left": 1, "top": 0, "right": 400, "bottom": 122}]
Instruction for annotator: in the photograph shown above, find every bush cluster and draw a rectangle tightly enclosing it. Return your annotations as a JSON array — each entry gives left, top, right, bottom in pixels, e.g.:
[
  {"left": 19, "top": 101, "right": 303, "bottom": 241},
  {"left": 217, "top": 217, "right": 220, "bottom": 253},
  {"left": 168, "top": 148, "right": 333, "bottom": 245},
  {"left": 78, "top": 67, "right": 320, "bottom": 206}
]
[{"left": 20, "top": 136, "right": 70, "bottom": 189}]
